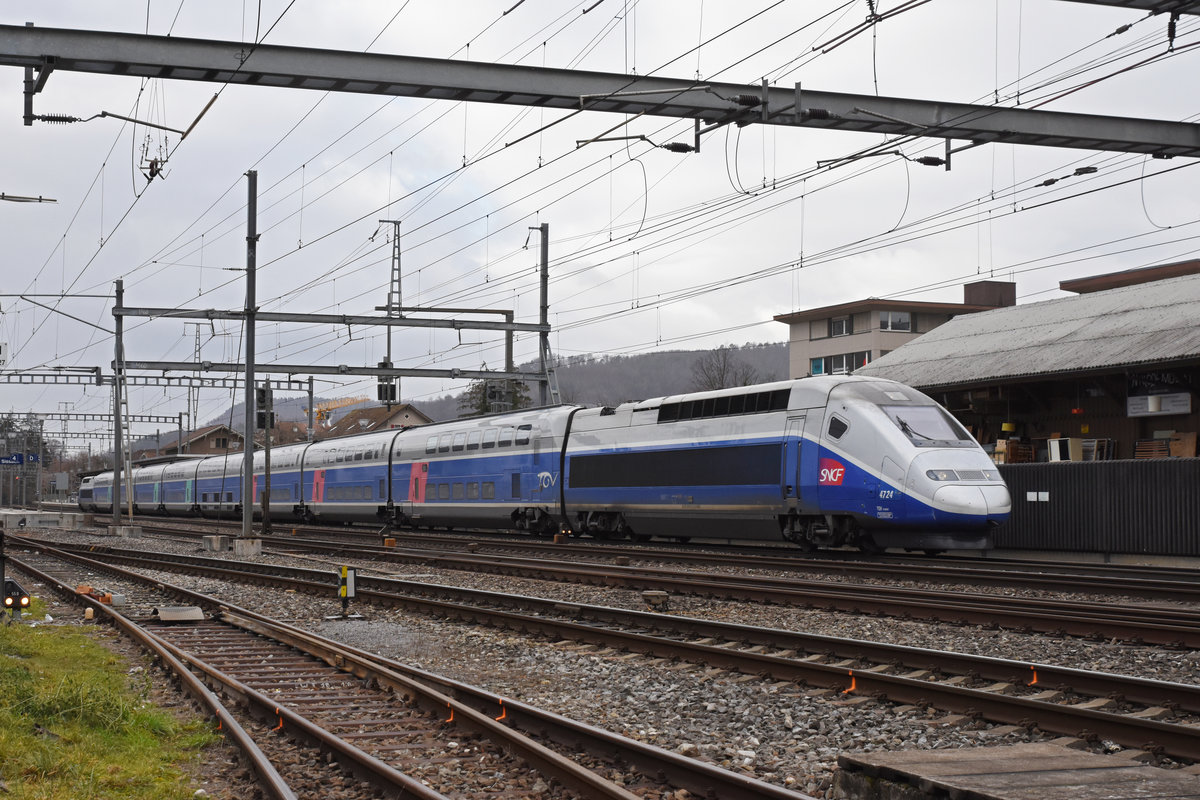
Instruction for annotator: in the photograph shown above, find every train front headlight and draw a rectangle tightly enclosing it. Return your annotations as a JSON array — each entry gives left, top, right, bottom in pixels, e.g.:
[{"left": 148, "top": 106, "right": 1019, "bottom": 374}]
[
  {"left": 925, "top": 469, "right": 959, "bottom": 481},
  {"left": 984, "top": 470, "right": 1002, "bottom": 481}
]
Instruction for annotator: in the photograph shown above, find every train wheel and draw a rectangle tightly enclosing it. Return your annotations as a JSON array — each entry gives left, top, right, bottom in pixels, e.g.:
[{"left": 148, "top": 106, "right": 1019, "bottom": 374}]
[{"left": 857, "top": 533, "right": 884, "bottom": 555}]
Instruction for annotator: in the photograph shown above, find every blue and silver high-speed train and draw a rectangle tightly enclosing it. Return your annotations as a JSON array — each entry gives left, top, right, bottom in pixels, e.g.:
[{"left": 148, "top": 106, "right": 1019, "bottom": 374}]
[{"left": 79, "top": 376, "right": 1010, "bottom": 552}]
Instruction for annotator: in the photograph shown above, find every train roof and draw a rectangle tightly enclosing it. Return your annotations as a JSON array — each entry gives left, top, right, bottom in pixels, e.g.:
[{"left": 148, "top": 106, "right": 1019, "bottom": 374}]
[{"left": 619, "top": 375, "right": 902, "bottom": 412}]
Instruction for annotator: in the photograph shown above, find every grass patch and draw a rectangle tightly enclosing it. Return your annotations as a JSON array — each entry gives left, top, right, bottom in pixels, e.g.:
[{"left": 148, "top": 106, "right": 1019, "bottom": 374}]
[{"left": 0, "top": 620, "right": 223, "bottom": 799}]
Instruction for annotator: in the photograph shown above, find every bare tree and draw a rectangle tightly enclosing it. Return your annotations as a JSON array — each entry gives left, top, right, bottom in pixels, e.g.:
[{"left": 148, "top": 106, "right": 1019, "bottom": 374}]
[{"left": 690, "top": 346, "right": 759, "bottom": 391}]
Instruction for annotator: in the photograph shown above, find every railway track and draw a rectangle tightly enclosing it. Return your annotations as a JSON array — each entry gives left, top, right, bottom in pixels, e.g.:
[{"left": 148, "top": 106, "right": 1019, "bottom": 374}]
[
  {"left": 18, "top": 537, "right": 1200, "bottom": 764},
  {"left": 13, "top": 543, "right": 811, "bottom": 800},
  {"left": 115, "top": 526, "right": 1200, "bottom": 647},
  {"left": 123, "top": 517, "right": 1200, "bottom": 603}
]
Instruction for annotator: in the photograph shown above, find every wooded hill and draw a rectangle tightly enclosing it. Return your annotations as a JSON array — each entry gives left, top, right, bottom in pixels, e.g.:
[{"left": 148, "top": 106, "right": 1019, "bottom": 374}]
[{"left": 200, "top": 342, "right": 788, "bottom": 430}]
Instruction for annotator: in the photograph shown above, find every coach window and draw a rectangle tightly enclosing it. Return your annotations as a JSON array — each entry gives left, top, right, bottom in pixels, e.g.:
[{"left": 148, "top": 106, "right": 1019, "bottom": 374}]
[
  {"left": 379, "top": 479, "right": 386, "bottom": 497},
  {"left": 438, "top": 483, "right": 450, "bottom": 500},
  {"left": 452, "top": 483, "right": 465, "bottom": 500},
  {"left": 353, "top": 450, "right": 364, "bottom": 461},
  {"left": 498, "top": 428, "right": 514, "bottom": 447},
  {"left": 467, "top": 482, "right": 479, "bottom": 499},
  {"left": 438, "top": 434, "right": 452, "bottom": 453},
  {"left": 482, "top": 482, "right": 495, "bottom": 499},
  {"left": 515, "top": 424, "right": 532, "bottom": 445},
  {"left": 426, "top": 436, "right": 438, "bottom": 454},
  {"left": 425, "top": 482, "right": 436, "bottom": 502},
  {"left": 827, "top": 415, "right": 849, "bottom": 440},
  {"left": 467, "top": 431, "right": 481, "bottom": 451},
  {"left": 336, "top": 451, "right": 345, "bottom": 463},
  {"left": 452, "top": 432, "right": 467, "bottom": 452},
  {"left": 482, "top": 429, "right": 498, "bottom": 449}
]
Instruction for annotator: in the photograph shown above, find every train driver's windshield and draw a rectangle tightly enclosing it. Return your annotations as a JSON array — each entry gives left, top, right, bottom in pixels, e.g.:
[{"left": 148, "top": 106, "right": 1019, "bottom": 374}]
[{"left": 882, "top": 405, "right": 973, "bottom": 446}]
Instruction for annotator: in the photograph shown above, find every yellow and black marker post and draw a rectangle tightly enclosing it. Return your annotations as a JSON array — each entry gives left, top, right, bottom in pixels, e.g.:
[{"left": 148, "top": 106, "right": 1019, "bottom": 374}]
[{"left": 327, "top": 565, "right": 363, "bottom": 620}]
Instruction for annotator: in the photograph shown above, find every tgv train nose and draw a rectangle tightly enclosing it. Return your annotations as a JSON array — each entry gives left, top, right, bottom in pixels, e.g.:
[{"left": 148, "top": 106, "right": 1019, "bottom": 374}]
[{"left": 932, "top": 485, "right": 1011, "bottom": 520}]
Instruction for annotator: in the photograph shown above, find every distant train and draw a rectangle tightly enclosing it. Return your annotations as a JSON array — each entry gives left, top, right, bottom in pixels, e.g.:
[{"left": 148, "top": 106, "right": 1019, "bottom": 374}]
[{"left": 79, "top": 376, "right": 1010, "bottom": 552}]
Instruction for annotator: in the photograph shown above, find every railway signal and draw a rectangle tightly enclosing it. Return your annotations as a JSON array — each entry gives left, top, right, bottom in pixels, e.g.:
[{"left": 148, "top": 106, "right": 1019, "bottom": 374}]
[{"left": 4, "top": 577, "right": 30, "bottom": 619}]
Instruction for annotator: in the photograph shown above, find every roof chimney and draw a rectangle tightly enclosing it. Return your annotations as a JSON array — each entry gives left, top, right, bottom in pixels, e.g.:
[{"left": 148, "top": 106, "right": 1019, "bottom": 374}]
[{"left": 963, "top": 280, "right": 1016, "bottom": 308}]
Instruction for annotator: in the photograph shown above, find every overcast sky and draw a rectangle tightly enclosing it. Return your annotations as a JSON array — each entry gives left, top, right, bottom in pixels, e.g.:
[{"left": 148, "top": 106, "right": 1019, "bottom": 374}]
[{"left": 1, "top": 1, "right": 1197, "bottom": 448}]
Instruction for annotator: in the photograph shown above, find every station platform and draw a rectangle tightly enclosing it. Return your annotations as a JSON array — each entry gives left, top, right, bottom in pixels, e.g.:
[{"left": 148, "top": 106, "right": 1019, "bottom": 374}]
[{"left": 833, "top": 741, "right": 1200, "bottom": 799}]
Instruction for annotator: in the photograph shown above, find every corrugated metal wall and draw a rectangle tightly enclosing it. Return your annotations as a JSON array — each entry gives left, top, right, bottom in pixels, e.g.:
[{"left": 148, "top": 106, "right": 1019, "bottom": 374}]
[{"left": 997, "top": 459, "right": 1200, "bottom": 555}]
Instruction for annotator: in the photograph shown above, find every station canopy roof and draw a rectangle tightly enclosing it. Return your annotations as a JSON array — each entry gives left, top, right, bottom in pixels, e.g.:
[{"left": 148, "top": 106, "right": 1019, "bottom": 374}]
[{"left": 855, "top": 273, "right": 1200, "bottom": 390}]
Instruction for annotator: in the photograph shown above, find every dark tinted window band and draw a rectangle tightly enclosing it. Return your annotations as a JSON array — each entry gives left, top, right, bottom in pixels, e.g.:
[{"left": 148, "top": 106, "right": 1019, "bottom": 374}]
[
  {"left": 657, "top": 388, "right": 790, "bottom": 423},
  {"left": 570, "top": 443, "right": 782, "bottom": 488}
]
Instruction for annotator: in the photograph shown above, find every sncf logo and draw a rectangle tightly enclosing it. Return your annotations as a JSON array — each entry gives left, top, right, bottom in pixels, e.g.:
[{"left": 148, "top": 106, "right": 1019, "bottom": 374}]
[{"left": 819, "top": 458, "right": 846, "bottom": 486}]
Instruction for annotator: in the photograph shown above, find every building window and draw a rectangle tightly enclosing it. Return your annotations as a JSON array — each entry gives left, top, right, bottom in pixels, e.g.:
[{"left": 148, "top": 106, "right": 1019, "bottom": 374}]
[
  {"left": 215, "top": 437, "right": 228, "bottom": 449},
  {"left": 820, "top": 351, "right": 871, "bottom": 375},
  {"left": 829, "top": 316, "right": 852, "bottom": 337},
  {"left": 880, "top": 311, "right": 911, "bottom": 332}
]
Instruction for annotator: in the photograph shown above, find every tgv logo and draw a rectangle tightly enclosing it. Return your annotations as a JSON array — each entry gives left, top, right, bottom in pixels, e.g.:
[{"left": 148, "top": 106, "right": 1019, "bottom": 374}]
[{"left": 537, "top": 471, "right": 558, "bottom": 490}]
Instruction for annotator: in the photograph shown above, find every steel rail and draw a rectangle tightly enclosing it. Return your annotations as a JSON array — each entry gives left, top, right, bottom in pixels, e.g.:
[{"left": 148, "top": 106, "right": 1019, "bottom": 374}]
[
  {"left": 298, "top": 533, "right": 1200, "bottom": 604},
  {"left": 21, "top": 540, "right": 1200, "bottom": 762},
  {"left": 141, "top": 627, "right": 453, "bottom": 800},
  {"left": 13, "top": 552, "right": 637, "bottom": 800},
  {"left": 105, "top": 516, "right": 1200, "bottom": 600},
  {"left": 248, "top": 537, "right": 1200, "bottom": 647},
  {"left": 147, "top": 620, "right": 638, "bottom": 800},
  {"left": 12, "top": 558, "right": 300, "bottom": 800},
  {"left": 39, "top": 532, "right": 1200, "bottom": 646},
  {"left": 12, "top": 543, "right": 817, "bottom": 800}
]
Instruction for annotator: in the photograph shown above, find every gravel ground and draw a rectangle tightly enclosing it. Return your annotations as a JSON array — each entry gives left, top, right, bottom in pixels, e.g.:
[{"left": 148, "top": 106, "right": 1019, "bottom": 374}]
[{"left": 16, "top": 524, "right": 1200, "bottom": 798}]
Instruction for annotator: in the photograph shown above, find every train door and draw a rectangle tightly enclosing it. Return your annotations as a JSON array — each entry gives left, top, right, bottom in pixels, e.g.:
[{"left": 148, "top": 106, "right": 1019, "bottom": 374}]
[
  {"left": 785, "top": 416, "right": 806, "bottom": 505},
  {"left": 405, "top": 461, "right": 428, "bottom": 521}
]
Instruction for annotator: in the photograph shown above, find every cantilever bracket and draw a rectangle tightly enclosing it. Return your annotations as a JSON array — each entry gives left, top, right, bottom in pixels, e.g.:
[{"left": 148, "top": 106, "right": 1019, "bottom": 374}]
[
  {"left": 944, "top": 138, "right": 986, "bottom": 172},
  {"left": 22, "top": 57, "right": 54, "bottom": 126}
]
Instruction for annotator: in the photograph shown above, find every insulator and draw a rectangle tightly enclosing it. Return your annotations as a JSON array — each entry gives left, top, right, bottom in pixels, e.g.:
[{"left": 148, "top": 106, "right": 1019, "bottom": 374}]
[
  {"left": 36, "top": 114, "right": 81, "bottom": 124},
  {"left": 915, "top": 156, "right": 945, "bottom": 167},
  {"left": 660, "top": 142, "right": 696, "bottom": 153},
  {"left": 803, "top": 108, "right": 833, "bottom": 120},
  {"left": 730, "top": 94, "right": 762, "bottom": 108},
  {"left": 1073, "top": 166, "right": 1098, "bottom": 176},
  {"left": 1038, "top": 178, "right": 1058, "bottom": 187}
]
